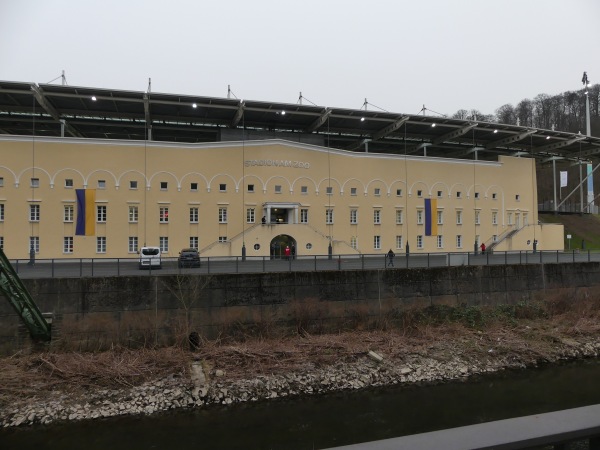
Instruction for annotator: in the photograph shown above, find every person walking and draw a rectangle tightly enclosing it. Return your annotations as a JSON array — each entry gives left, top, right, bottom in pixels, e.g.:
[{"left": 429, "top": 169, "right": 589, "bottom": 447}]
[
  {"left": 480, "top": 242, "right": 486, "bottom": 254},
  {"left": 387, "top": 248, "right": 395, "bottom": 267}
]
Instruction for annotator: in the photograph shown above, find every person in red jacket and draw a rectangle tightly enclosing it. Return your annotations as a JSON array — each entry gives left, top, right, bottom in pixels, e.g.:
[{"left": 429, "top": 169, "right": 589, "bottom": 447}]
[{"left": 480, "top": 242, "right": 486, "bottom": 254}]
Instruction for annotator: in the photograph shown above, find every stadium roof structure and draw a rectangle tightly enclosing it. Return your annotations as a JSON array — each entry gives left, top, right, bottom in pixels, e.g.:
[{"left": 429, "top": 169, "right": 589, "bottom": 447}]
[{"left": 1, "top": 80, "right": 600, "bottom": 163}]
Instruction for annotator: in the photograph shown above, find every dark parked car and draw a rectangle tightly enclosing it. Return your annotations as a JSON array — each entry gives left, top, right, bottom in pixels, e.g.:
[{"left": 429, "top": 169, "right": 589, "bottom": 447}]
[{"left": 178, "top": 248, "right": 201, "bottom": 268}]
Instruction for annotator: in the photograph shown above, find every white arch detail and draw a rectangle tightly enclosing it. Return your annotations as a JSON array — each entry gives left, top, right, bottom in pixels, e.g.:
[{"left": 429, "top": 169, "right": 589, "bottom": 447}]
[
  {"left": 52, "top": 167, "right": 86, "bottom": 188},
  {"left": 387, "top": 179, "right": 407, "bottom": 196},
  {"left": 85, "top": 169, "right": 119, "bottom": 188},
  {"left": 208, "top": 173, "right": 238, "bottom": 192},
  {"left": 341, "top": 177, "right": 367, "bottom": 195},
  {"left": 429, "top": 181, "right": 451, "bottom": 197},
  {"left": 317, "top": 177, "right": 342, "bottom": 195},
  {"left": 408, "top": 180, "right": 429, "bottom": 196},
  {"left": 16, "top": 166, "right": 52, "bottom": 188},
  {"left": 291, "top": 175, "right": 319, "bottom": 194},
  {"left": 180, "top": 172, "right": 210, "bottom": 191},
  {"left": 264, "top": 175, "right": 293, "bottom": 193},
  {"left": 117, "top": 169, "right": 149, "bottom": 189},
  {"left": 365, "top": 178, "right": 390, "bottom": 196},
  {"left": 0, "top": 166, "right": 17, "bottom": 186},
  {"left": 239, "top": 174, "right": 266, "bottom": 192},
  {"left": 148, "top": 171, "right": 179, "bottom": 190}
]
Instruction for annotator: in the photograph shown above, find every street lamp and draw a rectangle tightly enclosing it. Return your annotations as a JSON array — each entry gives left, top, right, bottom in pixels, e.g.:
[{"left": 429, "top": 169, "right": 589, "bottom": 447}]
[{"left": 582, "top": 72, "right": 594, "bottom": 212}]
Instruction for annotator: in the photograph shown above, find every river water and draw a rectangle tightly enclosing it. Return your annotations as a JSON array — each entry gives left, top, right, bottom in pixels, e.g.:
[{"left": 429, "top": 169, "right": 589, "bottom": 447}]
[{"left": 3, "top": 358, "right": 600, "bottom": 449}]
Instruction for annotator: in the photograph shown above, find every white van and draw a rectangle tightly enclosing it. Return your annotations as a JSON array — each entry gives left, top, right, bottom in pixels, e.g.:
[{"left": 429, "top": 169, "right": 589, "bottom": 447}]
[{"left": 139, "top": 246, "right": 162, "bottom": 269}]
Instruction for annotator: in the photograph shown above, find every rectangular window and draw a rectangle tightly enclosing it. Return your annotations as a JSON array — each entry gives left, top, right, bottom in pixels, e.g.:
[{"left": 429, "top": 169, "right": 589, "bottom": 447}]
[
  {"left": 159, "top": 206, "right": 169, "bottom": 223},
  {"left": 218, "top": 236, "right": 227, "bottom": 243},
  {"left": 350, "top": 209, "right": 358, "bottom": 224},
  {"left": 29, "top": 236, "right": 39, "bottom": 253},
  {"left": 417, "top": 209, "right": 423, "bottom": 225},
  {"left": 417, "top": 190, "right": 423, "bottom": 197},
  {"left": 492, "top": 192, "right": 497, "bottom": 200},
  {"left": 516, "top": 194, "right": 520, "bottom": 201},
  {"left": 97, "top": 205, "right": 107, "bottom": 223},
  {"left": 396, "top": 209, "right": 403, "bottom": 225},
  {"left": 64, "top": 205, "right": 74, "bottom": 222},
  {"left": 437, "top": 235, "right": 443, "bottom": 249},
  {"left": 0, "top": 203, "right": 4, "bottom": 221},
  {"left": 437, "top": 210, "right": 443, "bottom": 225},
  {"left": 475, "top": 210, "right": 480, "bottom": 225},
  {"left": 396, "top": 235, "right": 403, "bottom": 249},
  {"left": 130, "top": 180, "right": 138, "bottom": 189},
  {"left": 475, "top": 192, "right": 480, "bottom": 199},
  {"left": 0, "top": 236, "right": 3, "bottom": 249},
  {"left": 396, "top": 188, "right": 402, "bottom": 197},
  {"left": 129, "top": 205, "right": 138, "bottom": 223},
  {"left": 246, "top": 208, "right": 255, "bottom": 223},
  {"left": 373, "top": 235, "right": 381, "bottom": 250},
  {"left": 190, "top": 207, "right": 199, "bottom": 223},
  {"left": 492, "top": 211, "right": 498, "bottom": 225},
  {"left": 326, "top": 208, "right": 334, "bottom": 224},
  {"left": 97, "top": 180, "right": 106, "bottom": 189},
  {"left": 456, "top": 210, "right": 462, "bottom": 225},
  {"left": 128, "top": 236, "right": 138, "bottom": 253},
  {"left": 189, "top": 237, "right": 199, "bottom": 249},
  {"left": 96, "top": 236, "right": 106, "bottom": 253},
  {"left": 437, "top": 190, "right": 443, "bottom": 198},
  {"left": 65, "top": 179, "right": 73, "bottom": 188},
  {"left": 373, "top": 209, "right": 381, "bottom": 224},
  {"left": 31, "top": 178, "right": 40, "bottom": 188},
  {"left": 219, "top": 183, "right": 227, "bottom": 192},
  {"left": 191, "top": 182, "right": 198, "bottom": 191},
  {"left": 300, "top": 209, "right": 308, "bottom": 224},
  {"left": 29, "top": 204, "right": 40, "bottom": 222},
  {"left": 350, "top": 187, "right": 357, "bottom": 196},
  {"left": 374, "top": 188, "right": 381, "bottom": 196},
  {"left": 0, "top": 177, "right": 4, "bottom": 187},
  {"left": 350, "top": 236, "right": 357, "bottom": 250},
  {"left": 301, "top": 186, "right": 308, "bottom": 194},
  {"left": 493, "top": 235, "right": 498, "bottom": 242},
  {"left": 218, "top": 207, "right": 228, "bottom": 223},
  {"left": 326, "top": 186, "right": 333, "bottom": 195},
  {"left": 523, "top": 213, "right": 528, "bottom": 226},
  {"left": 456, "top": 191, "right": 462, "bottom": 199},
  {"left": 160, "top": 182, "right": 168, "bottom": 190},
  {"left": 416, "top": 235, "right": 423, "bottom": 249},
  {"left": 456, "top": 235, "right": 463, "bottom": 248},
  {"left": 247, "top": 184, "right": 254, "bottom": 193},
  {"left": 63, "top": 236, "right": 73, "bottom": 254},
  {"left": 159, "top": 236, "right": 169, "bottom": 252},
  {"left": 275, "top": 185, "right": 282, "bottom": 194},
  {"left": 508, "top": 212, "right": 513, "bottom": 225}
]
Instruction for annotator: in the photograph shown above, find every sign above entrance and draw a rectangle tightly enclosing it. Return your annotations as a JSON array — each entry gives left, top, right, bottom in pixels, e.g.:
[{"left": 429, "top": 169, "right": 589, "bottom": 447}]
[{"left": 244, "top": 159, "right": 310, "bottom": 169}]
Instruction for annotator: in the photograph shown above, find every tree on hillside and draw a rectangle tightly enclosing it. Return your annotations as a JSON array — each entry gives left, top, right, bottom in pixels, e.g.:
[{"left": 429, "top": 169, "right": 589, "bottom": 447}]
[{"left": 495, "top": 104, "right": 516, "bottom": 125}]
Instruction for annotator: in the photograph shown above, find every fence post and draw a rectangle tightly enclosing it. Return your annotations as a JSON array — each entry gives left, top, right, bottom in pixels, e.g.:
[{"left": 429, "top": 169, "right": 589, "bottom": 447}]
[
  {"left": 51, "top": 259, "right": 55, "bottom": 278},
  {"left": 91, "top": 258, "right": 94, "bottom": 277},
  {"left": 117, "top": 258, "right": 120, "bottom": 277},
  {"left": 361, "top": 254, "right": 365, "bottom": 270},
  {"left": 207, "top": 257, "right": 210, "bottom": 274},
  {"left": 262, "top": 256, "right": 265, "bottom": 273},
  {"left": 338, "top": 255, "right": 341, "bottom": 270}
]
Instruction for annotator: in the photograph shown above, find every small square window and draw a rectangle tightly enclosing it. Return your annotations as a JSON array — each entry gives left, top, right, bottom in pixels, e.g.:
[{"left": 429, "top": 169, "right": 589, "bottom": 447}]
[
  {"left": 0, "top": 177, "right": 4, "bottom": 187},
  {"left": 65, "top": 179, "right": 73, "bottom": 188},
  {"left": 31, "top": 178, "right": 40, "bottom": 188},
  {"left": 374, "top": 188, "right": 381, "bottom": 196},
  {"left": 516, "top": 194, "right": 520, "bottom": 201},
  {"left": 350, "top": 187, "right": 357, "bottom": 196},
  {"left": 130, "top": 180, "right": 138, "bottom": 189},
  {"left": 396, "top": 189, "right": 402, "bottom": 197},
  {"left": 218, "top": 236, "right": 227, "bottom": 243},
  {"left": 301, "top": 186, "right": 308, "bottom": 194},
  {"left": 456, "top": 191, "right": 462, "bottom": 198},
  {"left": 417, "top": 190, "right": 422, "bottom": 197},
  {"left": 191, "top": 182, "right": 198, "bottom": 191},
  {"left": 160, "top": 182, "right": 168, "bottom": 190},
  {"left": 98, "top": 180, "right": 106, "bottom": 189},
  {"left": 275, "top": 185, "right": 282, "bottom": 193},
  {"left": 475, "top": 192, "right": 480, "bottom": 199},
  {"left": 437, "top": 190, "right": 443, "bottom": 198},
  {"left": 326, "top": 186, "right": 333, "bottom": 195},
  {"left": 219, "top": 183, "right": 227, "bottom": 192},
  {"left": 247, "top": 184, "right": 254, "bottom": 192},
  {"left": 492, "top": 193, "right": 497, "bottom": 199}
]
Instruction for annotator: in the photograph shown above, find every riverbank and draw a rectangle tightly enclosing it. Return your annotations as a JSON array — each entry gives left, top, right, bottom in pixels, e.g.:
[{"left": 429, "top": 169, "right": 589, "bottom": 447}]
[{"left": 2, "top": 295, "right": 600, "bottom": 428}]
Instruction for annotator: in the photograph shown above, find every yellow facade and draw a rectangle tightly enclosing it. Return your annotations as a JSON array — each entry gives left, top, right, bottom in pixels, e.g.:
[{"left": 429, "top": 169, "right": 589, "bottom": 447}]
[{"left": 0, "top": 136, "right": 563, "bottom": 259}]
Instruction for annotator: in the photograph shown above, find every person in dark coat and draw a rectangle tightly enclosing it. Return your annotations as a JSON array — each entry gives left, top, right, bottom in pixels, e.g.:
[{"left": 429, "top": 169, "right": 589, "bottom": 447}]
[{"left": 387, "top": 248, "right": 395, "bottom": 267}]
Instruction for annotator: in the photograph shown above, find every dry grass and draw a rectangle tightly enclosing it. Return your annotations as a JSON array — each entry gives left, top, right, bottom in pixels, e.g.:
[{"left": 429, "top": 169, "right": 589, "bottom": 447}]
[{"left": 3, "top": 290, "right": 600, "bottom": 410}]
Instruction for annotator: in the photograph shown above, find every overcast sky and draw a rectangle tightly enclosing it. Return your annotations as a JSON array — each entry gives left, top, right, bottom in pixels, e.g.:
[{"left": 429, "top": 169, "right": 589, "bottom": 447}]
[{"left": 1, "top": 0, "right": 599, "bottom": 117}]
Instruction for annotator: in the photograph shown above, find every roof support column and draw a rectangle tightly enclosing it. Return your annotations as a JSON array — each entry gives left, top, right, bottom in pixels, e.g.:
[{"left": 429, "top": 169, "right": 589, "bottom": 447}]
[{"left": 553, "top": 159, "right": 558, "bottom": 213}]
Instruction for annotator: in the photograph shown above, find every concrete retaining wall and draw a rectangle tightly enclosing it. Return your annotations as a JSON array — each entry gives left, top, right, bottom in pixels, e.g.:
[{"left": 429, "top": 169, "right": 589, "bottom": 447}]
[{"left": 1, "top": 263, "right": 598, "bottom": 353}]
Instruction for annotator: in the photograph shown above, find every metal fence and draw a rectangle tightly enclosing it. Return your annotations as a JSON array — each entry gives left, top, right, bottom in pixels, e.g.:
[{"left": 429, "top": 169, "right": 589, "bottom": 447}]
[{"left": 8, "top": 250, "right": 600, "bottom": 279}]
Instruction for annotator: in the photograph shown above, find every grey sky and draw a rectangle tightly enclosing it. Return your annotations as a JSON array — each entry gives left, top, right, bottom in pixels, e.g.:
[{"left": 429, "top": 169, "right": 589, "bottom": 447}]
[{"left": 1, "top": 0, "right": 599, "bottom": 117}]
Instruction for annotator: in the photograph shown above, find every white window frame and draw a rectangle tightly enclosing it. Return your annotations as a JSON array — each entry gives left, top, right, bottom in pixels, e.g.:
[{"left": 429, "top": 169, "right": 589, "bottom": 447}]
[
  {"left": 97, "top": 205, "right": 107, "bottom": 223},
  {"left": 246, "top": 208, "right": 255, "bottom": 223},
  {"left": 29, "top": 236, "right": 39, "bottom": 253},
  {"left": 326, "top": 208, "right": 334, "bottom": 225},
  {"left": 159, "top": 206, "right": 169, "bottom": 223},
  {"left": 189, "top": 236, "right": 199, "bottom": 249},
  {"left": 64, "top": 205, "right": 74, "bottom": 222},
  {"left": 300, "top": 209, "right": 308, "bottom": 224},
  {"left": 416, "top": 235, "right": 423, "bottom": 249},
  {"left": 350, "top": 209, "right": 358, "bottom": 225},
  {"left": 437, "top": 210, "right": 443, "bottom": 225},
  {"left": 219, "top": 207, "right": 228, "bottom": 224},
  {"left": 190, "top": 207, "right": 199, "bottom": 223},
  {"left": 396, "top": 209, "right": 403, "bottom": 225},
  {"left": 456, "top": 235, "right": 463, "bottom": 248},
  {"left": 63, "top": 236, "right": 74, "bottom": 254},
  {"left": 373, "top": 209, "right": 381, "bottom": 224},
  {"left": 373, "top": 235, "right": 381, "bottom": 250},
  {"left": 29, "top": 204, "right": 40, "bottom": 222},
  {"left": 129, "top": 205, "right": 138, "bottom": 223},
  {"left": 128, "top": 236, "right": 138, "bottom": 253},
  {"left": 96, "top": 236, "right": 106, "bottom": 253},
  {"left": 396, "top": 235, "right": 403, "bottom": 249},
  {"left": 417, "top": 209, "right": 423, "bottom": 225},
  {"left": 437, "top": 235, "right": 443, "bottom": 249},
  {"left": 159, "top": 236, "right": 169, "bottom": 252}
]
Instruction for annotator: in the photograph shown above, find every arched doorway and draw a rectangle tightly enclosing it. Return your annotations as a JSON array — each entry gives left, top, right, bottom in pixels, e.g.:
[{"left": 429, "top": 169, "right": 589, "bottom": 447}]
[{"left": 270, "top": 234, "right": 296, "bottom": 260}]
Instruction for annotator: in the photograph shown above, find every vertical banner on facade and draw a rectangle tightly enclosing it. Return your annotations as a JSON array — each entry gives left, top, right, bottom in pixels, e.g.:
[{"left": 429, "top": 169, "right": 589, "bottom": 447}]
[
  {"left": 587, "top": 164, "right": 595, "bottom": 212},
  {"left": 560, "top": 171, "right": 568, "bottom": 188},
  {"left": 425, "top": 198, "right": 438, "bottom": 236},
  {"left": 75, "top": 189, "right": 96, "bottom": 236}
]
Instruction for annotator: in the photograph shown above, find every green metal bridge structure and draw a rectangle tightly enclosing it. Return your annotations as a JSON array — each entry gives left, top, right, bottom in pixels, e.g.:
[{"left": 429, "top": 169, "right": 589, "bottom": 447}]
[{"left": 0, "top": 248, "right": 51, "bottom": 342}]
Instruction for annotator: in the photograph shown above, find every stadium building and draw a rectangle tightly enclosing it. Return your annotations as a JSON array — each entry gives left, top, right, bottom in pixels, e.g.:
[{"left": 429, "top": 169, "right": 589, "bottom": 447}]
[{"left": 1, "top": 81, "right": 598, "bottom": 259}]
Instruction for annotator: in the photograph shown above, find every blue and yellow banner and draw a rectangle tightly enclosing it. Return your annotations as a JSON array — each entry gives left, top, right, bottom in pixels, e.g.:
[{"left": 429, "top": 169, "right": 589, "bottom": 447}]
[
  {"left": 425, "top": 198, "right": 438, "bottom": 236},
  {"left": 76, "top": 189, "right": 96, "bottom": 236}
]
